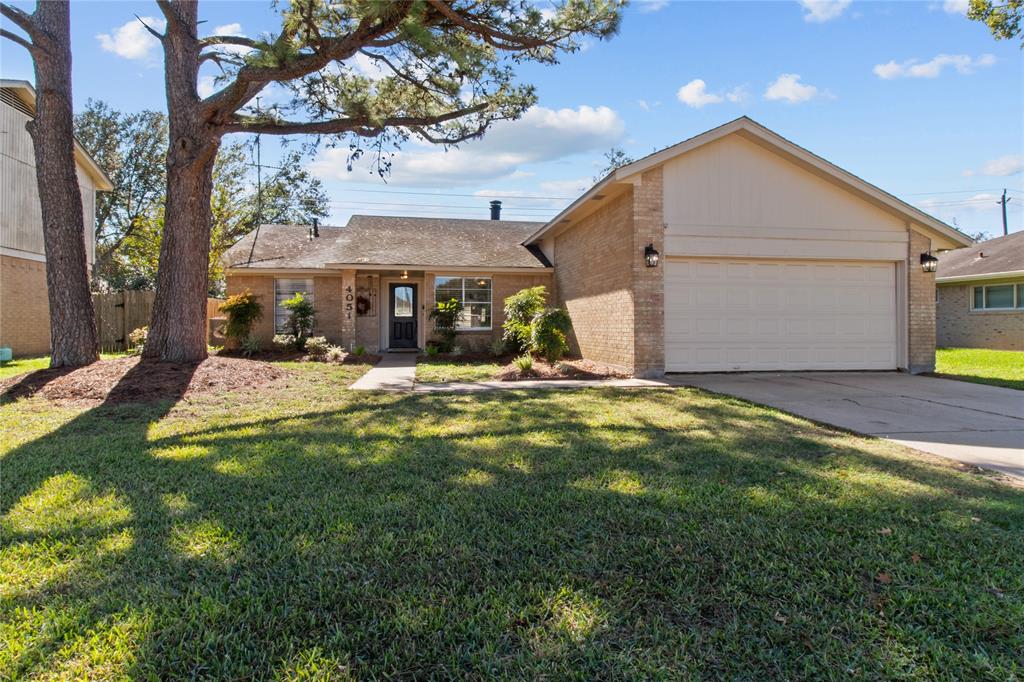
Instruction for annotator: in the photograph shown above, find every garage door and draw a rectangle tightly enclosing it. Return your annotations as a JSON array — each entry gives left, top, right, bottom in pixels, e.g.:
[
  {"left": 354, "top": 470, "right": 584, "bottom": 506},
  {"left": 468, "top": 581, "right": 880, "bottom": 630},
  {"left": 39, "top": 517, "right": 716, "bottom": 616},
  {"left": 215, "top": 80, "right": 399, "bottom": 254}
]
[{"left": 664, "top": 259, "right": 898, "bottom": 372}]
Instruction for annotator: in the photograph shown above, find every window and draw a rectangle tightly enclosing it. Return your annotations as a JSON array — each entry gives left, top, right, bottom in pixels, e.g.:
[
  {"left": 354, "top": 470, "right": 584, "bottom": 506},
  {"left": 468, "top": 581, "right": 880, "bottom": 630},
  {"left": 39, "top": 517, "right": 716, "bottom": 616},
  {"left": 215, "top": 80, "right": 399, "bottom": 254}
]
[
  {"left": 971, "top": 283, "right": 1023, "bottom": 310},
  {"left": 434, "top": 276, "right": 492, "bottom": 330},
  {"left": 275, "top": 279, "right": 313, "bottom": 332}
]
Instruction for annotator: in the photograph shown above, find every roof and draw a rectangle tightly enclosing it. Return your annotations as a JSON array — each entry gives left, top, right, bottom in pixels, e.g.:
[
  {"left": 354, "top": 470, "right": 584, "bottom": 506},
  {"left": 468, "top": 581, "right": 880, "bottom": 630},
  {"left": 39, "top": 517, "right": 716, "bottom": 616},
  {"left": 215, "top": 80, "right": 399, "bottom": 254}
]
[
  {"left": 526, "top": 116, "right": 973, "bottom": 249},
  {"left": 223, "top": 215, "right": 550, "bottom": 271},
  {"left": 0, "top": 79, "right": 114, "bottom": 191},
  {"left": 936, "top": 230, "right": 1024, "bottom": 283}
]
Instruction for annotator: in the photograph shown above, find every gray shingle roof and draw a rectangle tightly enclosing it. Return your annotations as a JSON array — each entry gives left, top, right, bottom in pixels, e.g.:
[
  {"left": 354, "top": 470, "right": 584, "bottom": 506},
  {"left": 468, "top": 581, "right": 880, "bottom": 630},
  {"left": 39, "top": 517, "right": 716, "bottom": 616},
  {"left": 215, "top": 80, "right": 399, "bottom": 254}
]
[
  {"left": 223, "top": 215, "right": 549, "bottom": 271},
  {"left": 936, "top": 230, "right": 1024, "bottom": 280}
]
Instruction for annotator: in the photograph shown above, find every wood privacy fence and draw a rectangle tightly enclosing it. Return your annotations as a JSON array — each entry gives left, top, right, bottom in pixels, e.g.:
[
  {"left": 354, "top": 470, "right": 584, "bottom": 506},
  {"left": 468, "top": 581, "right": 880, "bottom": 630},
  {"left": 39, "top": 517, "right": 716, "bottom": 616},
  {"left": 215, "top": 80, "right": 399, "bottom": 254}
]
[{"left": 92, "top": 291, "right": 224, "bottom": 352}]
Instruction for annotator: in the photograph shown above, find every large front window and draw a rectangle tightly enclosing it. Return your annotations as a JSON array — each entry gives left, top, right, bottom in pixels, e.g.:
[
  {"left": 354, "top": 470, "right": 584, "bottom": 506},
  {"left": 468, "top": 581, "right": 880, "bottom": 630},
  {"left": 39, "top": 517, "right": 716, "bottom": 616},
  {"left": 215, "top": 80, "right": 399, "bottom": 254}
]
[
  {"left": 972, "top": 283, "right": 1023, "bottom": 310},
  {"left": 434, "top": 276, "right": 492, "bottom": 330},
  {"left": 275, "top": 278, "right": 314, "bottom": 332}
]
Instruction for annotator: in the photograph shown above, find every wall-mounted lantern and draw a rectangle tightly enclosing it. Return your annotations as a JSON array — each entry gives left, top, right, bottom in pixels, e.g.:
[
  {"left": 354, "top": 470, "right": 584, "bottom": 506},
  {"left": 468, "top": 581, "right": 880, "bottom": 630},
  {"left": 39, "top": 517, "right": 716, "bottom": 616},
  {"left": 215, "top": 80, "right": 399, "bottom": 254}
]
[
  {"left": 644, "top": 244, "right": 660, "bottom": 268},
  {"left": 920, "top": 252, "right": 938, "bottom": 273},
  {"left": 400, "top": 270, "right": 409, "bottom": 280}
]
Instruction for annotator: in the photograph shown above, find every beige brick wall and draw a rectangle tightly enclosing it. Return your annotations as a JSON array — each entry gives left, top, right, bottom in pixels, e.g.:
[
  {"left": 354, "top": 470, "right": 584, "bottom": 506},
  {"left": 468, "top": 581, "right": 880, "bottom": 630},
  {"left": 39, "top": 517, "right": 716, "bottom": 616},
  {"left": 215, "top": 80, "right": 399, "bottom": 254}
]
[
  {"left": 313, "top": 275, "right": 344, "bottom": 344},
  {"left": 224, "top": 274, "right": 275, "bottom": 346},
  {"left": 631, "top": 167, "right": 665, "bottom": 377},
  {"left": 355, "top": 274, "right": 381, "bottom": 352},
  {"left": 937, "top": 280, "right": 1024, "bottom": 351},
  {"left": 907, "top": 229, "right": 936, "bottom": 373},
  {"left": 0, "top": 254, "right": 51, "bottom": 356},
  {"left": 553, "top": 191, "right": 636, "bottom": 370}
]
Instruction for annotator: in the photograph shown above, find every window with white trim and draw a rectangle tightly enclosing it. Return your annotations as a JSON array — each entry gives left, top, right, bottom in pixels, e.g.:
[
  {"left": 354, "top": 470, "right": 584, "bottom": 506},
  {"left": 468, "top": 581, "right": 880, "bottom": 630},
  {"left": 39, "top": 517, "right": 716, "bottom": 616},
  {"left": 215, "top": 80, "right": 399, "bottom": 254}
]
[
  {"left": 971, "top": 283, "right": 1024, "bottom": 310},
  {"left": 275, "top": 279, "right": 314, "bottom": 332},
  {"left": 434, "top": 276, "right": 492, "bottom": 330}
]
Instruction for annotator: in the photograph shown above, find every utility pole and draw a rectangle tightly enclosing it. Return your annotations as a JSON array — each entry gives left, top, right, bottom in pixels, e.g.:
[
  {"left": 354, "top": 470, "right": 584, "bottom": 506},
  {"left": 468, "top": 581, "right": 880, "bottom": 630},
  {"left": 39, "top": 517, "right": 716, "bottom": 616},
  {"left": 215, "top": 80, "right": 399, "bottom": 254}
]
[{"left": 997, "top": 189, "right": 1011, "bottom": 236}]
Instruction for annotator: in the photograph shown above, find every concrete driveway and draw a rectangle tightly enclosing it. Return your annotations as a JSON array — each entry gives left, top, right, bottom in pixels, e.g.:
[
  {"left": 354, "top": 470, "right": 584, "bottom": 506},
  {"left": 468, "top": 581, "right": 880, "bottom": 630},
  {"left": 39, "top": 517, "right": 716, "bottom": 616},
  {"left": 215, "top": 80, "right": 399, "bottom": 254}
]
[{"left": 669, "top": 372, "right": 1024, "bottom": 479}]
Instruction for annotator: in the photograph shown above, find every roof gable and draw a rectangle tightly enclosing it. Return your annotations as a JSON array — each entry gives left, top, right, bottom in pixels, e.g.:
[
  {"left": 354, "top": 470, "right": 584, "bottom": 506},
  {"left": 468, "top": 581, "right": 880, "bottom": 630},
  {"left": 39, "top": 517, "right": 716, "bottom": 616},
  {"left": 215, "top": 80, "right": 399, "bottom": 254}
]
[{"left": 527, "top": 117, "right": 973, "bottom": 248}]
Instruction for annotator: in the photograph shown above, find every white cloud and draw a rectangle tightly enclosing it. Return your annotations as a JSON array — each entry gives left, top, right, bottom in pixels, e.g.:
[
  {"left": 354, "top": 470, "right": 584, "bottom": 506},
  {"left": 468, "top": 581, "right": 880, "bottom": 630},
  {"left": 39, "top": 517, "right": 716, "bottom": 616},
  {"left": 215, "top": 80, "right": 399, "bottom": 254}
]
[
  {"left": 725, "top": 85, "right": 750, "bottom": 103},
  {"left": 963, "top": 155, "right": 1024, "bottom": 177},
  {"left": 798, "top": 0, "right": 852, "bottom": 23},
  {"left": 198, "top": 75, "right": 218, "bottom": 98},
  {"left": 312, "top": 105, "right": 624, "bottom": 186},
  {"left": 97, "top": 16, "right": 166, "bottom": 60},
  {"left": 676, "top": 79, "right": 724, "bottom": 108},
  {"left": 763, "top": 74, "right": 821, "bottom": 103},
  {"left": 213, "top": 22, "right": 243, "bottom": 35},
  {"left": 637, "top": 0, "right": 669, "bottom": 13},
  {"left": 942, "top": 0, "right": 969, "bottom": 14},
  {"left": 873, "top": 53, "right": 996, "bottom": 79},
  {"left": 351, "top": 52, "right": 390, "bottom": 81}
]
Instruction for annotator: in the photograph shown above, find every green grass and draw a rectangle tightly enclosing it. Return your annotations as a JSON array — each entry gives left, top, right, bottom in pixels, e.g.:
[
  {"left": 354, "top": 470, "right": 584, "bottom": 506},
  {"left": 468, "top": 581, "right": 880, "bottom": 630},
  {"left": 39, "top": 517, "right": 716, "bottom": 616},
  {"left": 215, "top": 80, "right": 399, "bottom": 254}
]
[
  {"left": 2, "top": 363, "right": 1022, "bottom": 679},
  {"left": 0, "top": 353, "right": 129, "bottom": 381},
  {"left": 935, "top": 347, "right": 1024, "bottom": 391},
  {"left": 416, "top": 357, "right": 503, "bottom": 382}
]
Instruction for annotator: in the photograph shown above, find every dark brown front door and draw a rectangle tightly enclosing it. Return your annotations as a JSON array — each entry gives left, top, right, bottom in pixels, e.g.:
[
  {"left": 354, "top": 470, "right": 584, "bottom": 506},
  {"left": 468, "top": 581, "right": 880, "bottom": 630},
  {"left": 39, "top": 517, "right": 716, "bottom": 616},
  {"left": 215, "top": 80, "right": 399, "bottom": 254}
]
[{"left": 389, "top": 283, "right": 417, "bottom": 349}]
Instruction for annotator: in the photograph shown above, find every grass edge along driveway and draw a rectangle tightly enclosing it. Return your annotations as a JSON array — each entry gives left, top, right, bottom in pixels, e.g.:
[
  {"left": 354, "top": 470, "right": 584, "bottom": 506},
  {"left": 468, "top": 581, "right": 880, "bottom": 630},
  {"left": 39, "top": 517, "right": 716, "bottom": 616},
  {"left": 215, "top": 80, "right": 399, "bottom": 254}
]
[
  {"left": 2, "top": 364, "right": 1022, "bottom": 679},
  {"left": 935, "top": 347, "right": 1024, "bottom": 391}
]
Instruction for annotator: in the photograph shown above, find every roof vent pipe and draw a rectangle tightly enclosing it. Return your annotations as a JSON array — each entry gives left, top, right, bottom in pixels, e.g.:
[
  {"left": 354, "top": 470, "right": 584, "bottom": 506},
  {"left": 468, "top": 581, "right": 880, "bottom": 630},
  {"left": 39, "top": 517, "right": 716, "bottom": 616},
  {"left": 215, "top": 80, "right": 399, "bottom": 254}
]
[
  {"left": 489, "top": 200, "right": 502, "bottom": 221},
  {"left": 312, "top": 218, "right": 319, "bottom": 238}
]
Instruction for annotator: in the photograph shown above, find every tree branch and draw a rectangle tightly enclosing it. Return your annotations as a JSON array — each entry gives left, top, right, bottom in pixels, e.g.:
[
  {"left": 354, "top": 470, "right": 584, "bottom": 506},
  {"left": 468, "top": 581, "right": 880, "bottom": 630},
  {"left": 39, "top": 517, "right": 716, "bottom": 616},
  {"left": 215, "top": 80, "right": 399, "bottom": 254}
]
[
  {"left": 0, "top": 2, "right": 36, "bottom": 39},
  {"left": 0, "top": 27, "right": 33, "bottom": 53},
  {"left": 219, "top": 102, "right": 489, "bottom": 136},
  {"left": 199, "top": 34, "right": 260, "bottom": 49},
  {"left": 135, "top": 14, "right": 165, "bottom": 41},
  {"left": 426, "top": 0, "right": 549, "bottom": 50}
]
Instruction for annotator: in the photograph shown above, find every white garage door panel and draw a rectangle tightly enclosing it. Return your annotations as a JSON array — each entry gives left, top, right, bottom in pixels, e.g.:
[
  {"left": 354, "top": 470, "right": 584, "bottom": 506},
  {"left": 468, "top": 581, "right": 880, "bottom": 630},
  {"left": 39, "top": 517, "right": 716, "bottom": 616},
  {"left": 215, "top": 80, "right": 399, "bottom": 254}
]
[{"left": 665, "top": 259, "right": 897, "bottom": 372}]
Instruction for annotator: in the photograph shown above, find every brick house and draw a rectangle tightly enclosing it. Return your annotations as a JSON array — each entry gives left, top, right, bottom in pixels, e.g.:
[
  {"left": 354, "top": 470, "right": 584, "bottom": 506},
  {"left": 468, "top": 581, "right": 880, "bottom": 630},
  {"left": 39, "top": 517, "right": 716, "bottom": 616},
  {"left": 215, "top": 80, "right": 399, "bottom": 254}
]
[
  {"left": 936, "top": 231, "right": 1023, "bottom": 351},
  {"left": 0, "top": 80, "right": 113, "bottom": 356},
  {"left": 224, "top": 117, "right": 973, "bottom": 376}
]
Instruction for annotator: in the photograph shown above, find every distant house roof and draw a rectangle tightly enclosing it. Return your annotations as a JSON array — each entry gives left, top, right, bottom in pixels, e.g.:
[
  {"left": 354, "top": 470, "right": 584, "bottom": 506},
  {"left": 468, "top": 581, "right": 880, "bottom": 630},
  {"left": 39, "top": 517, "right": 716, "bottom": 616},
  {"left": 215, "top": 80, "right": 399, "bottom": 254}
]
[
  {"left": 223, "top": 215, "right": 550, "bottom": 272},
  {"left": 0, "top": 79, "right": 114, "bottom": 191},
  {"left": 936, "top": 230, "right": 1024, "bottom": 283}
]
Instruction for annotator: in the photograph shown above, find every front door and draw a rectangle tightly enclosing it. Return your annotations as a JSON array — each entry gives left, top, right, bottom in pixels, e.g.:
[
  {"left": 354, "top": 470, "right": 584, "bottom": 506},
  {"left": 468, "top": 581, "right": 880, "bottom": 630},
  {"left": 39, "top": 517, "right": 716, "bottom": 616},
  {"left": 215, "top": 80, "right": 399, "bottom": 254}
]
[{"left": 389, "top": 283, "right": 417, "bottom": 349}]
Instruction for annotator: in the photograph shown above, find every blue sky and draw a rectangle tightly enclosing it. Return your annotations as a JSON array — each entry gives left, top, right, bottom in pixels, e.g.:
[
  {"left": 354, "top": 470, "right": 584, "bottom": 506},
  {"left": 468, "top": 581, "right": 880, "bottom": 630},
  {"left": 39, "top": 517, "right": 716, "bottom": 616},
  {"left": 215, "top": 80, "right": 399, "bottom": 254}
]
[{"left": 2, "top": 0, "right": 1021, "bottom": 236}]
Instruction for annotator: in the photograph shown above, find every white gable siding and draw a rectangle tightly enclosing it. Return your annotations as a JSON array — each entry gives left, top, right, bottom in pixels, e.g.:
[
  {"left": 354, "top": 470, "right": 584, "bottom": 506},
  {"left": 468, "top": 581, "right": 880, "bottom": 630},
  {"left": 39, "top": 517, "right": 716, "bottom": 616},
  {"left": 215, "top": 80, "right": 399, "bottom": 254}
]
[
  {"left": 0, "top": 97, "right": 98, "bottom": 263},
  {"left": 662, "top": 133, "right": 908, "bottom": 261}
]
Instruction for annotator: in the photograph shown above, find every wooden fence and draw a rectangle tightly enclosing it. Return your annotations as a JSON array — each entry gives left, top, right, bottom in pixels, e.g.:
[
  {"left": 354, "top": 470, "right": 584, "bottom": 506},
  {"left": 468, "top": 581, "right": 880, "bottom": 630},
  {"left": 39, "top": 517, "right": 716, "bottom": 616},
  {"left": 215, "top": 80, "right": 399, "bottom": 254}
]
[{"left": 93, "top": 291, "right": 224, "bottom": 352}]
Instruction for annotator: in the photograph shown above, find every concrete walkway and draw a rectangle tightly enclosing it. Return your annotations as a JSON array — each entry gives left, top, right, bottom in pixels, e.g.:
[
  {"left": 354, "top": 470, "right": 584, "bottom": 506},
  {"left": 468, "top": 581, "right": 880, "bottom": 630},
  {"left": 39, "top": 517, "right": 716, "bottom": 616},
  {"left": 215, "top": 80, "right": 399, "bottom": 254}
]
[
  {"left": 669, "top": 372, "right": 1024, "bottom": 479},
  {"left": 350, "top": 353, "right": 417, "bottom": 391},
  {"left": 415, "top": 378, "right": 668, "bottom": 392}
]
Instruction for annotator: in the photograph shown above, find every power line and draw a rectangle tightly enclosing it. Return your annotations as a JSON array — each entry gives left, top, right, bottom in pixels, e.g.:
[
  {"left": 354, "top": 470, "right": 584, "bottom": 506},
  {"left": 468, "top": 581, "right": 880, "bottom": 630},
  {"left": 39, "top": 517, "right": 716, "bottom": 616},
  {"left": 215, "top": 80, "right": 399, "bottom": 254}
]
[
  {"left": 327, "top": 199, "right": 558, "bottom": 212},
  {"left": 901, "top": 187, "right": 1022, "bottom": 197},
  {"left": 328, "top": 187, "right": 578, "bottom": 200}
]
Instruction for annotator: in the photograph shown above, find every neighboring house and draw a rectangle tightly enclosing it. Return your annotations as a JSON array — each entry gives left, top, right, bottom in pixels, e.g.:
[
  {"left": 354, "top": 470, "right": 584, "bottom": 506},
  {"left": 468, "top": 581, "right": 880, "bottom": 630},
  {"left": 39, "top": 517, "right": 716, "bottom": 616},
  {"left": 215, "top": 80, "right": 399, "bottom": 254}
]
[
  {"left": 223, "top": 117, "right": 972, "bottom": 376},
  {"left": 0, "top": 79, "right": 113, "bottom": 356},
  {"left": 935, "top": 231, "right": 1023, "bottom": 351}
]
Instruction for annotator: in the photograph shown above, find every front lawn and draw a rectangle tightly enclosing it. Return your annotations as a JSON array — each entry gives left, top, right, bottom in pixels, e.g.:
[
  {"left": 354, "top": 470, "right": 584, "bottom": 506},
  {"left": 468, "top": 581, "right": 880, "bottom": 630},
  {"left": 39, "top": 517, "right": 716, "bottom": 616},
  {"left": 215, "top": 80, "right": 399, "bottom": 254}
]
[
  {"left": 2, "top": 364, "right": 1021, "bottom": 678},
  {"left": 416, "top": 357, "right": 503, "bottom": 382},
  {"left": 935, "top": 347, "right": 1024, "bottom": 391}
]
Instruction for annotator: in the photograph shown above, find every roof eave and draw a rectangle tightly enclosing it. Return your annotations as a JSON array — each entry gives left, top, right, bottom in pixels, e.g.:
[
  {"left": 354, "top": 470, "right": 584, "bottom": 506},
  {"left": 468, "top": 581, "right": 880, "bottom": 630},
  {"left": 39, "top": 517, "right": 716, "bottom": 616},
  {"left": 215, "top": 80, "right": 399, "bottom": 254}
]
[{"left": 936, "top": 269, "right": 1024, "bottom": 284}]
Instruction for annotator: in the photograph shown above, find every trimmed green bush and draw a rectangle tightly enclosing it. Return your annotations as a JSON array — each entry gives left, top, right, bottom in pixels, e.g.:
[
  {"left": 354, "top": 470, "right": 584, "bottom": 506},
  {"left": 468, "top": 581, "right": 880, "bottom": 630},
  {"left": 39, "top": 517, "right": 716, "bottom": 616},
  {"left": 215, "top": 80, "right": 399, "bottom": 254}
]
[
  {"left": 502, "top": 286, "right": 547, "bottom": 353},
  {"left": 281, "top": 292, "right": 316, "bottom": 351},
  {"left": 429, "top": 298, "right": 463, "bottom": 353},
  {"left": 513, "top": 354, "right": 534, "bottom": 372},
  {"left": 220, "top": 290, "right": 263, "bottom": 343},
  {"left": 531, "top": 308, "right": 572, "bottom": 362},
  {"left": 305, "top": 336, "right": 331, "bottom": 359}
]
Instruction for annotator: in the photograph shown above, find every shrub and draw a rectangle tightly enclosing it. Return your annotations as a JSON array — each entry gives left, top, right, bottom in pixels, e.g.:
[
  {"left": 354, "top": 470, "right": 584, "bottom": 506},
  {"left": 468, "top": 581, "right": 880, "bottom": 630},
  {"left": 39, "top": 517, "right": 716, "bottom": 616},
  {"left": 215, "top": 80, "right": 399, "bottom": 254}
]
[
  {"left": 429, "top": 297, "right": 462, "bottom": 352},
  {"left": 425, "top": 344, "right": 440, "bottom": 357},
  {"left": 489, "top": 338, "right": 508, "bottom": 357},
  {"left": 127, "top": 326, "right": 148, "bottom": 355},
  {"left": 219, "top": 290, "right": 263, "bottom": 342},
  {"left": 240, "top": 333, "right": 261, "bottom": 357},
  {"left": 281, "top": 292, "right": 316, "bottom": 350},
  {"left": 273, "top": 334, "right": 296, "bottom": 350},
  {"left": 325, "top": 346, "right": 346, "bottom": 363},
  {"left": 451, "top": 344, "right": 464, "bottom": 357},
  {"left": 305, "top": 336, "right": 331, "bottom": 359},
  {"left": 531, "top": 307, "right": 573, "bottom": 362},
  {"left": 353, "top": 345, "right": 366, "bottom": 356},
  {"left": 513, "top": 354, "right": 534, "bottom": 373},
  {"left": 503, "top": 286, "right": 547, "bottom": 353}
]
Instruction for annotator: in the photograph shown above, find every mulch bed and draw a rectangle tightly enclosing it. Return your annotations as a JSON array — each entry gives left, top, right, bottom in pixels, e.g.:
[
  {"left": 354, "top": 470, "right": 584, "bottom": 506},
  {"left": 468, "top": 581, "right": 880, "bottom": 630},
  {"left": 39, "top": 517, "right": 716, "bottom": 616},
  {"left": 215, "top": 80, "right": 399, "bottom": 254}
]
[
  {"left": 495, "top": 358, "right": 630, "bottom": 382},
  {"left": 0, "top": 356, "right": 289, "bottom": 405},
  {"left": 219, "top": 349, "right": 381, "bottom": 365}
]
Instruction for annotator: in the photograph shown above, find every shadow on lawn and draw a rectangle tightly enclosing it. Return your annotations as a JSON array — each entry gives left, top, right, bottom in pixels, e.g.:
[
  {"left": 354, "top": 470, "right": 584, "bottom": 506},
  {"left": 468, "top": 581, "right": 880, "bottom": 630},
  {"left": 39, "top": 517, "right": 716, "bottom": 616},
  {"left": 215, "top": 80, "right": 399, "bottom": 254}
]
[{"left": 2, "top": 384, "right": 1022, "bottom": 678}]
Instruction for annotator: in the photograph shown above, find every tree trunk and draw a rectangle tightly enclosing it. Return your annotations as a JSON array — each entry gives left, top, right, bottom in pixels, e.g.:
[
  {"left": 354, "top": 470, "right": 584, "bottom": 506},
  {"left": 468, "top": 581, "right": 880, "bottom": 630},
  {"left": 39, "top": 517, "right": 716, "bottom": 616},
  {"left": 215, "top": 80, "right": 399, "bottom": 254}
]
[
  {"left": 26, "top": 1, "right": 99, "bottom": 367},
  {"left": 143, "top": 1, "right": 220, "bottom": 362}
]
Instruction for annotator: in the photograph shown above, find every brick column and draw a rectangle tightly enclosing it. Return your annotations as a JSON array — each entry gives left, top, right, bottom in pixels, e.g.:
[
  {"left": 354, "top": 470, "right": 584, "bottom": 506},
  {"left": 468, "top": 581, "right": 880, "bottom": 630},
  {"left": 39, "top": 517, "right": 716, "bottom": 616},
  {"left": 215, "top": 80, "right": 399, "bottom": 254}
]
[
  {"left": 632, "top": 167, "right": 665, "bottom": 377},
  {"left": 340, "top": 269, "right": 357, "bottom": 350},
  {"left": 907, "top": 229, "right": 936, "bottom": 373}
]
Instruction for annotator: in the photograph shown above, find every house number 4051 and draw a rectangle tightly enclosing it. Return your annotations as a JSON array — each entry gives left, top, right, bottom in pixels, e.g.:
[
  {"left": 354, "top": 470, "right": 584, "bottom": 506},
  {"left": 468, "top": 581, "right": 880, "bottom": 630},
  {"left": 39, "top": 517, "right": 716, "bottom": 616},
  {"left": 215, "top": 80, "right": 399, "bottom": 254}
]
[{"left": 344, "top": 286, "right": 354, "bottom": 319}]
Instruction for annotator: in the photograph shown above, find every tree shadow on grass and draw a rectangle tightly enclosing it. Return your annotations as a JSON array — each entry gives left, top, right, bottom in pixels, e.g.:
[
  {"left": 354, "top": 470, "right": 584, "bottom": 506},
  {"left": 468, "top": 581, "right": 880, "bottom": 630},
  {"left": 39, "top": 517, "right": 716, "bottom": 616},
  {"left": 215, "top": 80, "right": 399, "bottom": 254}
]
[{"left": 1, "top": 385, "right": 1022, "bottom": 678}]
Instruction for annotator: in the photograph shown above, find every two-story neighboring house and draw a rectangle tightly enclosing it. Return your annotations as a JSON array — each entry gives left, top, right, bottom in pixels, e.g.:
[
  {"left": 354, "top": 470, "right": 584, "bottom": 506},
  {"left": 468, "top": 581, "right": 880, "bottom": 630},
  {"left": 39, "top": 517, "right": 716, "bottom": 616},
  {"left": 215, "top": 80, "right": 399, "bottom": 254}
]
[{"left": 0, "top": 79, "right": 113, "bottom": 356}]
